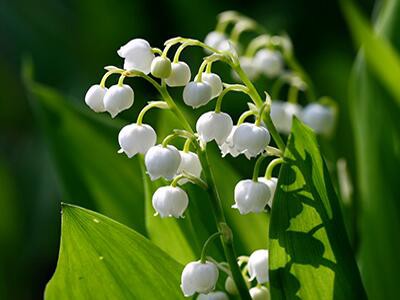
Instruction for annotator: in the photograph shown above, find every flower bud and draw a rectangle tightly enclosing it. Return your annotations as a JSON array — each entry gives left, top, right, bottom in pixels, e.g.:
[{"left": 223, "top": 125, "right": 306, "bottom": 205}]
[
  {"left": 118, "top": 123, "right": 156, "bottom": 158},
  {"left": 301, "top": 103, "right": 335, "bottom": 136},
  {"left": 233, "top": 179, "right": 271, "bottom": 214},
  {"left": 270, "top": 100, "right": 302, "bottom": 134},
  {"left": 117, "top": 38, "right": 155, "bottom": 74},
  {"left": 183, "top": 81, "right": 213, "bottom": 108},
  {"left": 204, "top": 31, "right": 227, "bottom": 50},
  {"left": 85, "top": 84, "right": 107, "bottom": 112},
  {"left": 104, "top": 84, "right": 134, "bottom": 118},
  {"left": 258, "top": 177, "right": 278, "bottom": 207},
  {"left": 219, "top": 126, "right": 240, "bottom": 158},
  {"left": 254, "top": 49, "right": 283, "bottom": 78},
  {"left": 196, "top": 112, "right": 233, "bottom": 145},
  {"left": 165, "top": 62, "right": 191, "bottom": 87},
  {"left": 177, "top": 151, "right": 202, "bottom": 184},
  {"left": 197, "top": 291, "right": 229, "bottom": 300},
  {"left": 194, "top": 73, "right": 223, "bottom": 99},
  {"left": 152, "top": 186, "right": 188, "bottom": 218},
  {"left": 248, "top": 249, "right": 269, "bottom": 284},
  {"left": 249, "top": 286, "right": 270, "bottom": 300},
  {"left": 232, "top": 123, "right": 270, "bottom": 159},
  {"left": 181, "top": 261, "right": 219, "bottom": 297},
  {"left": 151, "top": 56, "right": 172, "bottom": 78},
  {"left": 224, "top": 276, "right": 238, "bottom": 295},
  {"left": 145, "top": 145, "right": 181, "bottom": 181}
]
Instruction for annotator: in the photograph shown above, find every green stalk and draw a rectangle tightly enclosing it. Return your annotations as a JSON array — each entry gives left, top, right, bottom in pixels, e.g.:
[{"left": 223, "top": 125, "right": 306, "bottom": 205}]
[
  {"left": 158, "top": 84, "right": 251, "bottom": 300},
  {"left": 232, "top": 64, "right": 286, "bottom": 152}
]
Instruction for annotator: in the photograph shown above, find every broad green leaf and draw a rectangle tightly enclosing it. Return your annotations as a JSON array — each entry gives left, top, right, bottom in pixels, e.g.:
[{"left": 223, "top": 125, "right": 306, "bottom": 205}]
[
  {"left": 348, "top": 1, "right": 400, "bottom": 299},
  {"left": 269, "top": 118, "right": 366, "bottom": 299},
  {"left": 342, "top": 0, "right": 400, "bottom": 106},
  {"left": 24, "top": 65, "right": 146, "bottom": 233},
  {"left": 45, "top": 203, "right": 184, "bottom": 299}
]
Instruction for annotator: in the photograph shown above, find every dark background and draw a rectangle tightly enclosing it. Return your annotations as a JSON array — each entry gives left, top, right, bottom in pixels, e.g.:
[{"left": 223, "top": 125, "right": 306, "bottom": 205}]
[{"left": 0, "top": 0, "right": 373, "bottom": 299}]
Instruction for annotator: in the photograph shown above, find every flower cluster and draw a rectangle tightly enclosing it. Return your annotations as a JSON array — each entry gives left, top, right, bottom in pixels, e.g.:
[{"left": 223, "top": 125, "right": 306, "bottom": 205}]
[{"left": 84, "top": 10, "right": 336, "bottom": 299}]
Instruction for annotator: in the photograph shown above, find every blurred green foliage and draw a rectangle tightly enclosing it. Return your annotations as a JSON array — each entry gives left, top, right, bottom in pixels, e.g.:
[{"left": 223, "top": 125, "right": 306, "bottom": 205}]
[{"left": 3, "top": 0, "right": 396, "bottom": 299}]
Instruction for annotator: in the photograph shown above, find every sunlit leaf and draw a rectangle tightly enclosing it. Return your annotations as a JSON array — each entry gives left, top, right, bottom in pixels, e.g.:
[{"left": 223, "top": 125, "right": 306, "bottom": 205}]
[
  {"left": 269, "top": 118, "right": 366, "bottom": 299},
  {"left": 45, "top": 204, "right": 184, "bottom": 299}
]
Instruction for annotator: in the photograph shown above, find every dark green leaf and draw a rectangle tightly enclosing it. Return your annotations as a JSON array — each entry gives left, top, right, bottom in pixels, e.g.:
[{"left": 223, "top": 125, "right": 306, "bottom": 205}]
[
  {"left": 347, "top": 1, "right": 400, "bottom": 299},
  {"left": 24, "top": 65, "right": 146, "bottom": 233},
  {"left": 342, "top": 0, "right": 400, "bottom": 106},
  {"left": 269, "top": 118, "right": 366, "bottom": 299},
  {"left": 45, "top": 203, "right": 185, "bottom": 300}
]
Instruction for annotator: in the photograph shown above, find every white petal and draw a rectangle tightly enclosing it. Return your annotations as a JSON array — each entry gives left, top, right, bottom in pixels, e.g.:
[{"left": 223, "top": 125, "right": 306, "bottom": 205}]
[
  {"left": 103, "top": 84, "right": 134, "bottom": 118},
  {"left": 84, "top": 85, "right": 107, "bottom": 112},
  {"left": 165, "top": 62, "right": 191, "bottom": 87},
  {"left": 145, "top": 145, "right": 181, "bottom": 181},
  {"left": 183, "top": 82, "right": 213, "bottom": 108}
]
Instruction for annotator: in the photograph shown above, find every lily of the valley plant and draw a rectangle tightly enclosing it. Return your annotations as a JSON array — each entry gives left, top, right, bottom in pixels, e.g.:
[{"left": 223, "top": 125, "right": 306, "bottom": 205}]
[{"left": 84, "top": 10, "right": 336, "bottom": 300}]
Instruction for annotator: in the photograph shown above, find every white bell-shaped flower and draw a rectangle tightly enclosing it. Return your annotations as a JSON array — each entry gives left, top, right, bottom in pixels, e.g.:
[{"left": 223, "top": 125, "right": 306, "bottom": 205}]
[
  {"left": 196, "top": 112, "right": 233, "bottom": 145},
  {"left": 165, "top": 62, "right": 191, "bottom": 87},
  {"left": 152, "top": 186, "right": 188, "bottom": 218},
  {"left": 84, "top": 84, "right": 107, "bottom": 112},
  {"left": 117, "top": 38, "right": 155, "bottom": 74},
  {"left": 183, "top": 81, "right": 213, "bottom": 108},
  {"left": 194, "top": 73, "right": 223, "bottom": 99},
  {"left": 249, "top": 286, "right": 270, "bottom": 300},
  {"left": 270, "top": 101, "right": 302, "bottom": 134},
  {"left": 204, "top": 31, "right": 227, "bottom": 50},
  {"left": 258, "top": 177, "right": 278, "bottom": 207},
  {"left": 219, "top": 126, "right": 240, "bottom": 157},
  {"left": 197, "top": 291, "right": 229, "bottom": 300},
  {"left": 103, "top": 84, "right": 134, "bottom": 118},
  {"left": 233, "top": 179, "right": 271, "bottom": 214},
  {"left": 248, "top": 249, "right": 269, "bottom": 284},
  {"left": 181, "top": 261, "right": 219, "bottom": 297},
  {"left": 145, "top": 145, "right": 181, "bottom": 181},
  {"left": 232, "top": 123, "right": 270, "bottom": 159},
  {"left": 232, "top": 57, "right": 259, "bottom": 81},
  {"left": 118, "top": 123, "right": 156, "bottom": 158},
  {"left": 301, "top": 103, "right": 335, "bottom": 136},
  {"left": 177, "top": 151, "right": 202, "bottom": 184},
  {"left": 151, "top": 56, "right": 172, "bottom": 78},
  {"left": 254, "top": 49, "right": 283, "bottom": 78}
]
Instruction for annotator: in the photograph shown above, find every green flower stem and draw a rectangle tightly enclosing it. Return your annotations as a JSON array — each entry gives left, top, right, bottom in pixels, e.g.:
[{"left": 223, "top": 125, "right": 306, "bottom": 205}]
[
  {"left": 136, "top": 101, "right": 168, "bottom": 125},
  {"left": 117, "top": 74, "right": 126, "bottom": 87},
  {"left": 170, "top": 172, "right": 208, "bottom": 190},
  {"left": 157, "top": 84, "right": 251, "bottom": 300},
  {"left": 152, "top": 47, "right": 163, "bottom": 55},
  {"left": 173, "top": 42, "right": 190, "bottom": 63},
  {"left": 129, "top": 70, "right": 251, "bottom": 300},
  {"left": 183, "top": 139, "right": 192, "bottom": 153},
  {"left": 196, "top": 149, "right": 252, "bottom": 300},
  {"left": 252, "top": 154, "right": 267, "bottom": 181},
  {"left": 200, "top": 232, "right": 222, "bottom": 263},
  {"left": 265, "top": 157, "right": 284, "bottom": 179},
  {"left": 215, "top": 84, "right": 250, "bottom": 113},
  {"left": 244, "top": 34, "right": 270, "bottom": 57},
  {"left": 232, "top": 64, "right": 286, "bottom": 152},
  {"left": 100, "top": 69, "right": 123, "bottom": 88},
  {"left": 288, "top": 85, "right": 299, "bottom": 104},
  {"left": 237, "top": 110, "right": 257, "bottom": 125}
]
